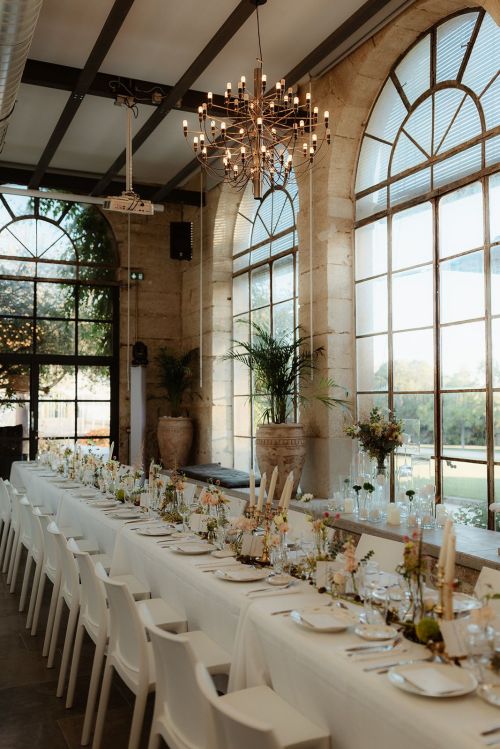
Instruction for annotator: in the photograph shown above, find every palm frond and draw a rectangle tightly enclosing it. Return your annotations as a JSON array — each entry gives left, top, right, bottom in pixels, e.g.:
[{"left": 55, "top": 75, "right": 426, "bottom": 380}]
[{"left": 223, "top": 321, "right": 348, "bottom": 424}]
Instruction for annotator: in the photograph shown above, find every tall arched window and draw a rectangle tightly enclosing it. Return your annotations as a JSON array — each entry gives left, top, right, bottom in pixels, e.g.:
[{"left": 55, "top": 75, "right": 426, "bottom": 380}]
[
  {"left": 0, "top": 194, "right": 118, "bottom": 458},
  {"left": 354, "top": 9, "right": 499, "bottom": 527},
  {"left": 232, "top": 173, "right": 299, "bottom": 470}
]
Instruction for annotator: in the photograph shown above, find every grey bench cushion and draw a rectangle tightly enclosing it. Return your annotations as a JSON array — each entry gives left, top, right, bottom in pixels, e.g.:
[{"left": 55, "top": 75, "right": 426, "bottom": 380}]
[{"left": 179, "top": 463, "right": 259, "bottom": 489}]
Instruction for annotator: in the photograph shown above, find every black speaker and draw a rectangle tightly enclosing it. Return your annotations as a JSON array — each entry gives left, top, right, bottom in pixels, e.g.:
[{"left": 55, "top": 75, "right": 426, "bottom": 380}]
[{"left": 170, "top": 221, "right": 193, "bottom": 261}]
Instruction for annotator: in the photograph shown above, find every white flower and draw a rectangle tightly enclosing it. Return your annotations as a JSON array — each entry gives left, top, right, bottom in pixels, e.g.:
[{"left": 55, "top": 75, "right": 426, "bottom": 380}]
[{"left": 301, "top": 493, "right": 314, "bottom": 503}]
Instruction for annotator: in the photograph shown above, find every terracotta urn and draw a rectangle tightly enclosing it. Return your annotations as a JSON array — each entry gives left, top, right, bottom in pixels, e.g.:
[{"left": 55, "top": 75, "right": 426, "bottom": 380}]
[
  {"left": 157, "top": 416, "right": 193, "bottom": 469},
  {"left": 255, "top": 423, "right": 306, "bottom": 499}
]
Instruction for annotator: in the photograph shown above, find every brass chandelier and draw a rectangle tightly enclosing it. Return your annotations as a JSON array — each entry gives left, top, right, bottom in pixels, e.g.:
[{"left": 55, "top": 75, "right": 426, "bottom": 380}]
[{"left": 182, "top": 1, "right": 330, "bottom": 200}]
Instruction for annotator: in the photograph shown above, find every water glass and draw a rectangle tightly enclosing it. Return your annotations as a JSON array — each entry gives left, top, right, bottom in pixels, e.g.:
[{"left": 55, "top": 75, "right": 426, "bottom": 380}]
[{"left": 363, "top": 585, "right": 385, "bottom": 624}]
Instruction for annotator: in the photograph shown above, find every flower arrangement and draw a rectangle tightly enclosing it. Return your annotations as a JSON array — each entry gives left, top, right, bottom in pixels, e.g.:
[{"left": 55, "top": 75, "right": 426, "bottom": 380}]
[
  {"left": 273, "top": 513, "right": 289, "bottom": 534},
  {"left": 345, "top": 407, "right": 403, "bottom": 474},
  {"left": 308, "top": 511, "right": 338, "bottom": 558},
  {"left": 300, "top": 493, "right": 314, "bottom": 503}
]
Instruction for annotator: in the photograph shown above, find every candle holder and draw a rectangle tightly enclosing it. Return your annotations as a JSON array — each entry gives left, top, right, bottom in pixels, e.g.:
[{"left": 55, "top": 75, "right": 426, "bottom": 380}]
[{"left": 246, "top": 503, "right": 282, "bottom": 565}]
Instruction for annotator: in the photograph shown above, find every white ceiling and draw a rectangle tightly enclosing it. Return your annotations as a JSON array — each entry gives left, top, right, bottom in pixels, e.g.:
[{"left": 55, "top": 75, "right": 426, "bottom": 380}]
[{"left": 0, "top": 0, "right": 413, "bottom": 196}]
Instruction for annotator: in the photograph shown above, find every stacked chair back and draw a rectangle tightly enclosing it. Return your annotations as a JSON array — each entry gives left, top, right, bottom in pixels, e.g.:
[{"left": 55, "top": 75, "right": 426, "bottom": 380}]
[{"left": 148, "top": 624, "right": 214, "bottom": 749}]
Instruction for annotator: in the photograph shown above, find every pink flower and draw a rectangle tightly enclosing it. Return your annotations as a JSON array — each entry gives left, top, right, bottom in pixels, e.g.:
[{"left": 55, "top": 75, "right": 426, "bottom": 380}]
[{"left": 323, "top": 511, "right": 330, "bottom": 518}]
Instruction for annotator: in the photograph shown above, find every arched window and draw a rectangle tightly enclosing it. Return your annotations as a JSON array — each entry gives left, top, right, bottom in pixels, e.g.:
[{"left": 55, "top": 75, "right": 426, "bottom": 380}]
[
  {"left": 354, "top": 9, "right": 499, "bottom": 527},
  {"left": 0, "top": 194, "right": 118, "bottom": 458},
  {"left": 232, "top": 173, "right": 299, "bottom": 470}
]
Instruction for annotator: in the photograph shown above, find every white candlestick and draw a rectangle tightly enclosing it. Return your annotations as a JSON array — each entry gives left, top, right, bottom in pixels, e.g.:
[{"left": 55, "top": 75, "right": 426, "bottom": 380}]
[
  {"left": 267, "top": 466, "right": 278, "bottom": 505},
  {"left": 283, "top": 471, "right": 294, "bottom": 511},
  {"left": 256, "top": 472, "right": 266, "bottom": 512},
  {"left": 249, "top": 469, "right": 255, "bottom": 507},
  {"left": 344, "top": 497, "right": 354, "bottom": 513},
  {"left": 444, "top": 532, "right": 456, "bottom": 585},
  {"left": 110, "top": 441, "right": 114, "bottom": 460},
  {"left": 438, "top": 518, "right": 452, "bottom": 570}
]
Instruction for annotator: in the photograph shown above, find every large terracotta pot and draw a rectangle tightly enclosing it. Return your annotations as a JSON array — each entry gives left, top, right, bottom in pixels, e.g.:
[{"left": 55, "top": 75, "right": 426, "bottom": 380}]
[
  {"left": 255, "top": 423, "right": 306, "bottom": 499},
  {"left": 157, "top": 416, "right": 193, "bottom": 469}
]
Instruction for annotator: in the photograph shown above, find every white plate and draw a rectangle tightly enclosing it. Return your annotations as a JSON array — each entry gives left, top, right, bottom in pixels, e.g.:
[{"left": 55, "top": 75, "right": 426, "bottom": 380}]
[
  {"left": 171, "top": 542, "right": 216, "bottom": 555},
  {"left": 75, "top": 491, "right": 98, "bottom": 498},
  {"left": 388, "top": 663, "right": 477, "bottom": 698},
  {"left": 92, "top": 500, "right": 119, "bottom": 509},
  {"left": 354, "top": 624, "right": 399, "bottom": 641},
  {"left": 112, "top": 510, "right": 141, "bottom": 519},
  {"left": 136, "top": 526, "right": 175, "bottom": 537},
  {"left": 290, "top": 607, "right": 358, "bottom": 632},
  {"left": 214, "top": 568, "right": 269, "bottom": 582}
]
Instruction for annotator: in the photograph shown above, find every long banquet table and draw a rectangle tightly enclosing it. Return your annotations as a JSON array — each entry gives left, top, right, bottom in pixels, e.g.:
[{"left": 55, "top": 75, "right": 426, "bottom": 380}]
[{"left": 10, "top": 461, "right": 500, "bottom": 749}]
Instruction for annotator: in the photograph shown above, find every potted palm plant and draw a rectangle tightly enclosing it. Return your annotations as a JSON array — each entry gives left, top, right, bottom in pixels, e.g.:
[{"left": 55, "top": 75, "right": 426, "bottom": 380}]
[
  {"left": 224, "top": 322, "right": 347, "bottom": 497},
  {"left": 156, "top": 347, "right": 198, "bottom": 469}
]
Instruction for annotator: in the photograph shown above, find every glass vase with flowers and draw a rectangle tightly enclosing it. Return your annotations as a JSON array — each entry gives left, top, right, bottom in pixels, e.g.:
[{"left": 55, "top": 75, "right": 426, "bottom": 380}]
[{"left": 345, "top": 407, "right": 403, "bottom": 477}]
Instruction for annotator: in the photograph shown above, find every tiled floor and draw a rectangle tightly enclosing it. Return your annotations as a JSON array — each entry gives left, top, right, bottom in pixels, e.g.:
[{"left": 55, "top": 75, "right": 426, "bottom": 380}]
[{"left": 0, "top": 559, "right": 155, "bottom": 749}]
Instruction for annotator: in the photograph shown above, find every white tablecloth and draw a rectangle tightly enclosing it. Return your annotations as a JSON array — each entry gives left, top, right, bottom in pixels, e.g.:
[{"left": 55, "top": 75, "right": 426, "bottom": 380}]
[{"left": 11, "top": 462, "right": 498, "bottom": 749}]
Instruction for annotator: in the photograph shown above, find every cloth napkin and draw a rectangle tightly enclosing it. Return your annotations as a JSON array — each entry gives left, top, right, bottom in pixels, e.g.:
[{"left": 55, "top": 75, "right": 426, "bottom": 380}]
[{"left": 400, "top": 665, "right": 461, "bottom": 694}]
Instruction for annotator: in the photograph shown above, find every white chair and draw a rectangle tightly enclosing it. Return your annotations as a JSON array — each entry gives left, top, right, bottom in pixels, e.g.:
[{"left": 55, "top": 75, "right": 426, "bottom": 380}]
[
  {"left": 8, "top": 496, "right": 33, "bottom": 592},
  {"left": 146, "top": 624, "right": 233, "bottom": 749},
  {"left": 0, "top": 478, "right": 11, "bottom": 567},
  {"left": 356, "top": 533, "right": 403, "bottom": 573},
  {"left": 67, "top": 546, "right": 188, "bottom": 746},
  {"left": 2, "top": 488, "right": 22, "bottom": 575},
  {"left": 93, "top": 566, "right": 230, "bottom": 749},
  {"left": 19, "top": 504, "right": 45, "bottom": 614},
  {"left": 195, "top": 663, "right": 330, "bottom": 749},
  {"left": 25, "top": 507, "right": 47, "bottom": 629}
]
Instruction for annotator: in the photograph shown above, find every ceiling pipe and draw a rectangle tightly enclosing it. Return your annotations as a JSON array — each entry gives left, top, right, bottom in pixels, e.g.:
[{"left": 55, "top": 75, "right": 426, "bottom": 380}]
[{"left": 0, "top": 0, "right": 43, "bottom": 151}]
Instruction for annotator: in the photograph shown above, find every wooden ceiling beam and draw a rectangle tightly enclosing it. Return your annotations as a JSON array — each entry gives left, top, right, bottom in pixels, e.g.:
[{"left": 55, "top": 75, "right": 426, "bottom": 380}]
[
  {"left": 90, "top": 0, "right": 258, "bottom": 197},
  {"left": 0, "top": 164, "right": 203, "bottom": 206},
  {"left": 21, "top": 58, "right": 227, "bottom": 113},
  {"left": 28, "top": 0, "right": 136, "bottom": 190}
]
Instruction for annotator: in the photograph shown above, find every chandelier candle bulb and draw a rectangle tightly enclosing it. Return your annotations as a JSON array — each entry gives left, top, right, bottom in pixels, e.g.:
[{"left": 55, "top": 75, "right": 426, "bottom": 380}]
[
  {"left": 207, "top": 92, "right": 213, "bottom": 104},
  {"left": 182, "top": 120, "right": 188, "bottom": 135},
  {"left": 293, "top": 96, "right": 299, "bottom": 108}
]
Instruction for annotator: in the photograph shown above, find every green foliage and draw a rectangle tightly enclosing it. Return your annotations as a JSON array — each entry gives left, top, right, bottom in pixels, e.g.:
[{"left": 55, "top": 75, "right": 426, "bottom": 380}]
[
  {"left": 223, "top": 321, "right": 348, "bottom": 424},
  {"left": 156, "top": 348, "right": 199, "bottom": 417}
]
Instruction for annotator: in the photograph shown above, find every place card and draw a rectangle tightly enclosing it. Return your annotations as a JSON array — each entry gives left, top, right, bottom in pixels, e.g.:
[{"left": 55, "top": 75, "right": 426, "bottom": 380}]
[
  {"left": 189, "top": 513, "right": 209, "bottom": 533},
  {"left": 439, "top": 619, "right": 468, "bottom": 658},
  {"left": 316, "top": 560, "right": 342, "bottom": 590},
  {"left": 240, "top": 533, "right": 264, "bottom": 558}
]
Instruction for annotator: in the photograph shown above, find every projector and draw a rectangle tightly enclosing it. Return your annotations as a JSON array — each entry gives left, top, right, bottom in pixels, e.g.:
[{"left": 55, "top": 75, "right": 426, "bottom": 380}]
[{"left": 103, "top": 192, "right": 154, "bottom": 216}]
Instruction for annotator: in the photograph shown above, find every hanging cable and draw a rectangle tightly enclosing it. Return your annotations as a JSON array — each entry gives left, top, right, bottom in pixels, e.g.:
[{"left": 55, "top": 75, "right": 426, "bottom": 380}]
[
  {"left": 199, "top": 169, "right": 203, "bottom": 388},
  {"left": 308, "top": 77, "right": 314, "bottom": 367},
  {"left": 127, "top": 212, "right": 131, "bottom": 392}
]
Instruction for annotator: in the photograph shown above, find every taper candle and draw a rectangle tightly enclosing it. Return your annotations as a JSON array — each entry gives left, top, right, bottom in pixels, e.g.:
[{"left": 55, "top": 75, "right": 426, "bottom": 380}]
[
  {"left": 256, "top": 472, "right": 267, "bottom": 512},
  {"left": 249, "top": 469, "right": 256, "bottom": 507},
  {"left": 267, "top": 466, "right": 278, "bottom": 505}
]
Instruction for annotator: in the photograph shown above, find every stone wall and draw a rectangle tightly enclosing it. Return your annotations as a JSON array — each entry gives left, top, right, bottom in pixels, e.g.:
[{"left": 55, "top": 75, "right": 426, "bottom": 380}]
[
  {"left": 108, "top": 0, "right": 497, "bottom": 486},
  {"left": 106, "top": 205, "right": 197, "bottom": 465}
]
